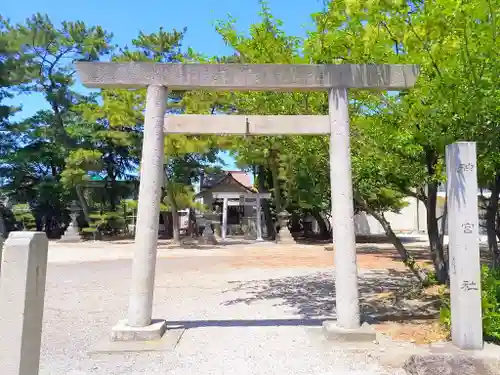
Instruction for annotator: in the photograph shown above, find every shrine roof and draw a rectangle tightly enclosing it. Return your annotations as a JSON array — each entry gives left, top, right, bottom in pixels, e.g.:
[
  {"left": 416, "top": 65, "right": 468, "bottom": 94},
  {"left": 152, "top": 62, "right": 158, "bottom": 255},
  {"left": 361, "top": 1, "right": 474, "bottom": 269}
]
[{"left": 200, "top": 171, "right": 257, "bottom": 194}]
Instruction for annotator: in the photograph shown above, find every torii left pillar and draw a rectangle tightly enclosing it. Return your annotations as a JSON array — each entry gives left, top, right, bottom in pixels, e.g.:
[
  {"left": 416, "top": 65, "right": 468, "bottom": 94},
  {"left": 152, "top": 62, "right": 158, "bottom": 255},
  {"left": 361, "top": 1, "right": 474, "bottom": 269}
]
[{"left": 111, "top": 85, "right": 168, "bottom": 341}]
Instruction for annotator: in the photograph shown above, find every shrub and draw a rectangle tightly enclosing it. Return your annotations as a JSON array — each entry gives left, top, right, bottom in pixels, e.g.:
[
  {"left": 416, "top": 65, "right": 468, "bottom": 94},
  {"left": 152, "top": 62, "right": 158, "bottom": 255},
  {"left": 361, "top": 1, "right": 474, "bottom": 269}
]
[
  {"left": 82, "top": 210, "right": 126, "bottom": 239},
  {"left": 439, "top": 266, "right": 500, "bottom": 342},
  {"left": 481, "top": 266, "right": 500, "bottom": 340},
  {"left": 12, "top": 203, "right": 36, "bottom": 230}
]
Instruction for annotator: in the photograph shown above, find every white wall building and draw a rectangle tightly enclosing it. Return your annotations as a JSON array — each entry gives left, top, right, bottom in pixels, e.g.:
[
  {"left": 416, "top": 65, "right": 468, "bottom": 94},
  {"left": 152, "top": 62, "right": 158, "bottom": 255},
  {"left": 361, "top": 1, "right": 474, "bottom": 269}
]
[{"left": 354, "top": 189, "right": 488, "bottom": 236}]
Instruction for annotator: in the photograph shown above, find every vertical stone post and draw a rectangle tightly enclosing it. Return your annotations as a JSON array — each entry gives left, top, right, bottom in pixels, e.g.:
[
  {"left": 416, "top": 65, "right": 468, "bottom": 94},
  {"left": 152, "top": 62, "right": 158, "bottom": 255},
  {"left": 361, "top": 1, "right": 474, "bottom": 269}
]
[
  {"left": 327, "top": 88, "right": 360, "bottom": 329},
  {"left": 0, "top": 232, "right": 48, "bottom": 375},
  {"left": 446, "top": 142, "right": 483, "bottom": 350},
  {"left": 255, "top": 193, "right": 264, "bottom": 241},
  {"left": 222, "top": 197, "right": 228, "bottom": 240},
  {"left": 125, "top": 85, "right": 167, "bottom": 332}
]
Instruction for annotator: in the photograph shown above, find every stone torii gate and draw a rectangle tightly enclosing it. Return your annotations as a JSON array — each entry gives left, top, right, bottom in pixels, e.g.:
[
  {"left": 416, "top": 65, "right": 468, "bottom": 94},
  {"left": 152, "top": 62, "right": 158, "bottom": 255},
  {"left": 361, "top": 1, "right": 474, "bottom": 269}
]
[{"left": 76, "top": 62, "right": 419, "bottom": 342}]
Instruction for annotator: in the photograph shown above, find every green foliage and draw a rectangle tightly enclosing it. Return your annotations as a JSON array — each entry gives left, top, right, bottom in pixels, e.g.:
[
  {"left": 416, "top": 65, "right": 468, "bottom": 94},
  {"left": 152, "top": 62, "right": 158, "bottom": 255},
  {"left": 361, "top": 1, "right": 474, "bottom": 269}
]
[
  {"left": 424, "top": 270, "right": 439, "bottom": 287},
  {"left": 0, "top": 13, "right": 114, "bottom": 231},
  {"left": 440, "top": 266, "right": 500, "bottom": 341},
  {"left": 2, "top": 1, "right": 500, "bottom": 254},
  {"left": 182, "top": 1, "right": 331, "bottom": 215},
  {"left": 161, "top": 183, "right": 207, "bottom": 212},
  {"left": 0, "top": 17, "right": 29, "bottom": 125},
  {"left": 121, "top": 199, "right": 138, "bottom": 212},
  {"left": 61, "top": 149, "right": 103, "bottom": 187},
  {"left": 78, "top": 27, "right": 222, "bottom": 242},
  {"left": 11, "top": 203, "right": 36, "bottom": 230},
  {"left": 481, "top": 267, "right": 500, "bottom": 341},
  {"left": 83, "top": 210, "right": 126, "bottom": 235}
]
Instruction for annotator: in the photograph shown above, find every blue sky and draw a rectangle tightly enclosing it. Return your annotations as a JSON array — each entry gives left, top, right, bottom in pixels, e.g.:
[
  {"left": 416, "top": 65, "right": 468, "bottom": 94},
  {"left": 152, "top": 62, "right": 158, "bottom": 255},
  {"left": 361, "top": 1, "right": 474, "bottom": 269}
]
[{"left": 3, "top": 0, "right": 321, "bottom": 170}]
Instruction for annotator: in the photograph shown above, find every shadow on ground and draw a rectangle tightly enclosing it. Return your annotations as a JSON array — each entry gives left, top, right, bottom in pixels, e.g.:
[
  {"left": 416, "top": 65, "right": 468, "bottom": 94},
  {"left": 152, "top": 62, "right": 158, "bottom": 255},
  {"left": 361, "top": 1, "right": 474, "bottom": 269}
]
[
  {"left": 221, "top": 269, "right": 441, "bottom": 323},
  {"left": 355, "top": 246, "right": 432, "bottom": 263},
  {"left": 166, "top": 318, "right": 324, "bottom": 328},
  {"left": 156, "top": 240, "right": 255, "bottom": 250},
  {"left": 296, "top": 234, "right": 428, "bottom": 246}
]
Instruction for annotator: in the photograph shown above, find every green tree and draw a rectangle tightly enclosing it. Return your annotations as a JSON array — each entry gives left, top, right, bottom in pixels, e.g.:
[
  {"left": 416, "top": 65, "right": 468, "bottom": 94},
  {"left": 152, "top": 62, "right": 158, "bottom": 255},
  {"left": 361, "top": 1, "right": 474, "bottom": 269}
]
[
  {"left": 190, "top": 1, "right": 332, "bottom": 237},
  {"left": 1, "top": 14, "right": 113, "bottom": 233},
  {"left": 305, "top": 0, "right": 500, "bottom": 281},
  {"left": 83, "top": 27, "right": 224, "bottom": 242}
]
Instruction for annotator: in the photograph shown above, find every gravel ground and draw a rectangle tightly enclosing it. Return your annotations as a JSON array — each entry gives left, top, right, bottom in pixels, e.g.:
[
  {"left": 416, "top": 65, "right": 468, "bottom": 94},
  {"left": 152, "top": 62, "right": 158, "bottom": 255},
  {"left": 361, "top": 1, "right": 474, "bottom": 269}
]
[{"left": 7, "top": 242, "right": 415, "bottom": 374}]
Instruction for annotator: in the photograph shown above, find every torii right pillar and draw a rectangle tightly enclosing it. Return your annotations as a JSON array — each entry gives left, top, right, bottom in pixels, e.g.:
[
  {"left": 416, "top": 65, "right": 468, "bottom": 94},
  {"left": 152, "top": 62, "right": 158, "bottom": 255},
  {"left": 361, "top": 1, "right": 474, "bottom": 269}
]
[{"left": 328, "top": 88, "right": 359, "bottom": 326}]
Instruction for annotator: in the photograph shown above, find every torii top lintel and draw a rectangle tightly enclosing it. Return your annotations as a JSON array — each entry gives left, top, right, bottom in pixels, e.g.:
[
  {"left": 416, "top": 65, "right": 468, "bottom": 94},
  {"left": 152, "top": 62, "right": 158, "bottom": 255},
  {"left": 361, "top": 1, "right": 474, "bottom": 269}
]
[{"left": 75, "top": 62, "right": 419, "bottom": 91}]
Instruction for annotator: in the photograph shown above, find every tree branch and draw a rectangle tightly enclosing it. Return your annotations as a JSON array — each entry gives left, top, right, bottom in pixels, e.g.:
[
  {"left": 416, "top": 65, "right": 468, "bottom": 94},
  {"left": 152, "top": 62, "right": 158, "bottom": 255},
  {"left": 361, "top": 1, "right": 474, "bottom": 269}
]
[{"left": 405, "top": 16, "right": 442, "bottom": 79}]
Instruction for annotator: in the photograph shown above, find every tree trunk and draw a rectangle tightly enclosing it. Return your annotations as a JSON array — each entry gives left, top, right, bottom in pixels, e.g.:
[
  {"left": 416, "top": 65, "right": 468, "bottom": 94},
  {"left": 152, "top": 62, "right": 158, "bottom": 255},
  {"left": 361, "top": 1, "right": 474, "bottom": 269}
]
[
  {"left": 439, "top": 193, "right": 449, "bottom": 282},
  {"left": 167, "top": 187, "right": 180, "bottom": 243},
  {"left": 75, "top": 185, "right": 91, "bottom": 225},
  {"left": 291, "top": 212, "right": 301, "bottom": 233},
  {"left": 486, "top": 174, "right": 500, "bottom": 268},
  {"left": 419, "top": 148, "right": 448, "bottom": 284},
  {"left": 361, "top": 200, "right": 429, "bottom": 284},
  {"left": 269, "top": 153, "right": 282, "bottom": 237},
  {"left": 426, "top": 181, "right": 448, "bottom": 284},
  {"left": 269, "top": 152, "right": 282, "bottom": 213},
  {"left": 109, "top": 172, "right": 118, "bottom": 211},
  {"left": 161, "top": 211, "right": 172, "bottom": 238},
  {"left": 439, "top": 194, "right": 448, "bottom": 251},
  {"left": 188, "top": 208, "right": 197, "bottom": 237},
  {"left": 262, "top": 199, "right": 274, "bottom": 240},
  {"left": 270, "top": 163, "right": 282, "bottom": 213},
  {"left": 495, "top": 209, "right": 500, "bottom": 243},
  {"left": 258, "top": 165, "right": 275, "bottom": 240},
  {"left": 35, "top": 214, "right": 43, "bottom": 232},
  {"left": 311, "top": 208, "right": 330, "bottom": 239},
  {"left": 0, "top": 206, "right": 7, "bottom": 239}
]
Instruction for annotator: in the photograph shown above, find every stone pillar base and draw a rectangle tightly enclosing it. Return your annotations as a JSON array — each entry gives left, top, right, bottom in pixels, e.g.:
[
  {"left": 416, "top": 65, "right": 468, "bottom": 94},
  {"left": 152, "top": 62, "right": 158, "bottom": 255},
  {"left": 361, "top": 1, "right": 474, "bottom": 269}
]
[
  {"left": 59, "top": 235, "right": 82, "bottom": 243},
  {"left": 322, "top": 320, "right": 376, "bottom": 342},
  {"left": 198, "top": 225, "right": 218, "bottom": 245},
  {"left": 276, "top": 226, "right": 295, "bottom": 244},
  {"left": 111, "top": 319, "right": 167, "bottom": 342},
  {"left": 198, "top": 236, "right": 218, "bottom": 245},
  {"left": 59, "top": 228, "right": 82, "bottom": 243}
]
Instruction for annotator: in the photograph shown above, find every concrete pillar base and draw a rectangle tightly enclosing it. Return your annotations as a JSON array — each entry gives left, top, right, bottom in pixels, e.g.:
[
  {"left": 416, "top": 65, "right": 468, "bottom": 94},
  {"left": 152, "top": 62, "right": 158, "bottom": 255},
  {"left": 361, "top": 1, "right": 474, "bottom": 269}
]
[
  {"left": 322, "top": 321, "right": 376, "bottom": 342},
  {"left": 111, "top": 319, "right": 167, "bottom": 342}
]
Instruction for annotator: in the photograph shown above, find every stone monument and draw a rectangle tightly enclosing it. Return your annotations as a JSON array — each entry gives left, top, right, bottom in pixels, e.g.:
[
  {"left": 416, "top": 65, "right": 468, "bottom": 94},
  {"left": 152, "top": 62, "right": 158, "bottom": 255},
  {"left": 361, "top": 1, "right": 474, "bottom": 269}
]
[
  {"left": 446, "top": 142, "right": 483, "bottom": 350},
  {"left": 59, "top": 200, "right": 82, "bottom": 243},
  {"left": 0, "top": 232, "right": 49, "bottom": 375}
]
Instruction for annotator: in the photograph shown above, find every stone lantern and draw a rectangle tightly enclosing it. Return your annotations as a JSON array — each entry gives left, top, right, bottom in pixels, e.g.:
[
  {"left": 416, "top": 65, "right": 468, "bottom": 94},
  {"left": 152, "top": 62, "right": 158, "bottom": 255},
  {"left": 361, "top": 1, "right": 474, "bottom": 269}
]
[
  {"left": 197, "top": 213, "right": 218, "bottom": 245},
  {"left": 276, "top": 210, "right": 295, "bottom": 244},
  {"left": 59, "top": 200, "right": 82, "bottom": 242}
]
